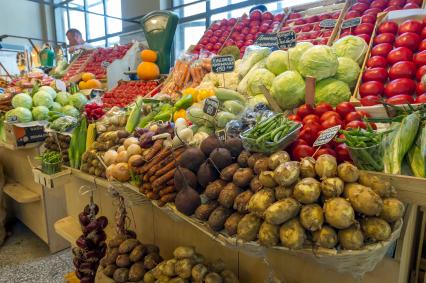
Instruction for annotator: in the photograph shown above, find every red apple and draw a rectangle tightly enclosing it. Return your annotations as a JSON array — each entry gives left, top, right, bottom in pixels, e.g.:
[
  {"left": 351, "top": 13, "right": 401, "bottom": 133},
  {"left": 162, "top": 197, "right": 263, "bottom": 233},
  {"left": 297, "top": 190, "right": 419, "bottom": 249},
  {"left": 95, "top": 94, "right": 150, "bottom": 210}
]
[
  {"left": 395, "top": 32, "right": 421, "bottom": 51},
  {"left": 399, "top": 20, "right": 424, "bottom": 34},
  {"left": 389, "top": 0, "right": 406, "bottom": 6},
  {"left": 371, "top": 0, "right": 388, "bottom": 8},
  {"left": 362, "top": 14, "right": 377, "bottom": 24},
  {"left": 374, "top": 33, "right": 396, "bottom": 45},
  {"left": 414, "top": 51, "right": 426, "bottom": 66},
  {"left": 419, "top": 39, "right": 426, "bottom": 51},
  {"left": 371, "top": 43, "right": 393, "bottom": 57},
  {"left": 319, "top": 13, "right": 331, "bottom": 21},
  {"left": 345, "top": 10, "right": 361, "bottom": 19},
  {"left": 388, "top": 61, "right": 417, "bottom": 79},
  {"left": 367, "top": 56, "right": 388, "bottom": 68},
  {"left": 384, "top": 6, "right": 401, "bottom": 12},
  {"left": 295, "top": 18, "right": 306, "bottom": 25},
  {"left": 354, "top": 23, "right": 374, "bottom": 35},
  {"left": 358, "top": 34, "right": 371, "bottom": 43},
  {"left": 262, "top": 11, "right": 273, "bottom": 21},
  {"left": 378, "top": 21, "right": 398, "bottom": 34},
  {"left": 249, "top": 10, "right": 262, "bottom": 21},
  {"left": 306, "top": 15, "right": 319, "bottom": 23},
  {"left": 351, "top": 2, "right": 370, "bottom": 12},
  {"left": 387, "top": 47, "right": 414, "bottom": 64},
  {"left": 289, "top": 12, "right": 302, "bottom": 19}
]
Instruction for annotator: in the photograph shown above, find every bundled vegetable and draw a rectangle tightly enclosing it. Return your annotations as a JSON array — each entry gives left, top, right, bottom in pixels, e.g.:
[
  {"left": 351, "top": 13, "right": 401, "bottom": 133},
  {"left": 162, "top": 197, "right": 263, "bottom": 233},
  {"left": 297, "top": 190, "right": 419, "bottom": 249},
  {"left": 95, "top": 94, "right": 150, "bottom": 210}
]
[
  {"left": 69, "top": 116, "right": 88, "bottom": 169},
  {"left": 407, "top": 122, "right": 426, "bottom": 178}
]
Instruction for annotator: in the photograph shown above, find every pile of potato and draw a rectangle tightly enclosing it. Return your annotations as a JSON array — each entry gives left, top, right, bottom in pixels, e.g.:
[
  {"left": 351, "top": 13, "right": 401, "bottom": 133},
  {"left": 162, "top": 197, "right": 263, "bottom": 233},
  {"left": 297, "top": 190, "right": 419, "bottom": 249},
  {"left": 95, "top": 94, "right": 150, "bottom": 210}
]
[
  {"left": 144, "top": 246, "right": 238, "bottom": 283},
  {"left": 178, "top": 135, "right": 404, "bottom": 250},
  {"left": 44, "top": 133, "right": 71, "bottom": 165},
  {"left": 100, "top": 234, "right": 163, "bottom": 282}
]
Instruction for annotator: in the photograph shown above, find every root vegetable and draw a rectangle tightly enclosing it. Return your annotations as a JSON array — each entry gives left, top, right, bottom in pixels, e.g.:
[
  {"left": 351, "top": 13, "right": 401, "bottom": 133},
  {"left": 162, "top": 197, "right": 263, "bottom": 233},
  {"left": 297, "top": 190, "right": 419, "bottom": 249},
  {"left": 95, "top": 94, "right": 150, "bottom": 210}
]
[
  {"left": 321, "top": 177, "right": 344, "bottom": 198},
  {"left": 258, "top": 221, "right": 279, "bottom": 247},
  {"left": 315, "top": 154, "right": 337, "bottom": 178},
  {"left": 205, "top": 180, "right": 227, "bottom": 200},
  {"left": 233, "top": 190, "right": 253, "bottom": 213},
  {"left": 174, "top": 246, "right": 195, "bottom": 259},
  {"left": 197, "top": 161, "right": 219, "bottom": 188},
  {"left": 323, "top": 198, "right": 355, "bottom": 229},
  {"left": 250, "top": 176, "right": 263, "bottom": 192},
  {"left": 152, "top": 169, "right": 176, "bottom": 189},
  {"left": 264, "top": 198, "right": 301, "bottom": 225},
  {"left": 300, "top": 157, "right": 316, "bottom": 178},
  {"left": 129, "top": 262, "right": 146, "bottom": 281},
  {"left": 224, "top": 212, "right": 244, "bottom": 236},
  {"left": 274, "top": 186, "right": 293, "bottom": 200},
  {"left": 210, "top": 148, "right": 233, "bottom": 170},
  {"left": 103, "top": 264, "right": 117, "bottom": 277},
  {"left": 359, "top": 171, "right": 392, "bottom": 198},
  {"left": 113, "top": 268, "right": 129, "bottom": 283},
  {"left": 259, "top": 171, "right": 277, "bottom": 187},
  {"left": 254, "top": 158, "right": 269, "bottom": 174},
  {"left": 208, "top": 206, "right": 232, "bottom": 231},
  {"left": 128, "top": 154, "right": 144, "bottom": 167},
  {"left": 175, "top": 167, "right": 198, "bottom": 191},
  {"left": 116, "top": 150, "right": 129, "bottom": 163},
  {"left": 192, "top": 264, "right": 208, "bottom": 282},
  {"left": 175, "top": 258, "right": 194, "bottom": 279},
  {"left": 221, "top": 269, "right": 239, "bottom": 283},
  {"left": 337, "top": 162, "right": 359, "bottom": 182},
  {"left": 209, "top": 259, "right": 225, "bottom": 273},
  {"left": 279, "top": 219, "right": 306, "bottom": 249},
  {"left": 124, "top": 137, "right": 139, "bottom": 149},
  {"left": 268, "top": 151, "right": 290, "bottom": 170},
  {"left": 346, "top": 183, "right": 383, "bottom": 216},
  {"left": 195, "top": 201, "right": 219, "bottom": 221},
  {"left": 218, "top": 183, "right": 242, "bottom": 208},
  {"left": 338, "top": 225, "right": 364, "bottom": 250},
  {"left": 103, "top": 247, "right": 119, "bottom": 265},
  {"left": 247, "top": 188, "right": 276, "bottom": 217},
  {"left": 299, "top": 204, "right": 324, "bottom": 232},
  {"left": 361, "top": 217, "right": 392, "bottom": 241},
  {"left": 127, "top": 143, "right": 142, "bottom": 157},
  {"left": 220, "top": 163, "right": 240, "bottom": 182},
  {"left": 178, "top": 148, "right": 206, "bottom": 173},
  {"left": 175, "top": 186, "right": 201, "bottom": 216},
  {"left": 224, "top": 137, "right": 243, "bottom": 157},
  {"left": 237, "top": 150, "right": 251, "bottom": 167},
  {"left": 108, "top": 235, "right": 126, "bottom": 248},
  {"left": 129, "top": 245, "right": 147, "bottom": 262},
  {"left": 237, "top": 213, "right": 262, "bottom": 241},
  {"left": 205, "top": 272, "right": 223, "bottom": 283},
  {"left": 112, "top": 163, "right": 130, "bottom": 182},
  {"left": 233, "top": 168, "right": 254, "bottom": 188},
  {"left": 312, "top": 226, "right": 338, "bottom": 249},
  {"left": 380, "top": 198, "right": 405, "bottom": 223},
  {"left": 143, "top": 140, "right": 163, "bottom": 161},
  {"left": 144, "top": 253, "right": 162, "bottom": 270},
  {"left": 247, "top": 153, "right": 265, "bottom": 168},
  {"left": 273, "top": 161, "right": 300, "bottom": 186},
  {"left": 104, "top": 150, "right": 118, "bottom": 166},
  {"left": 200, "top": 135, "right": 221, "bottom": 156},
  {"left": 293, "top": 178, "right": 321, "bottom": 204},
  {"left": 118, "top": 239, "right": 139, "bottom": 254}
]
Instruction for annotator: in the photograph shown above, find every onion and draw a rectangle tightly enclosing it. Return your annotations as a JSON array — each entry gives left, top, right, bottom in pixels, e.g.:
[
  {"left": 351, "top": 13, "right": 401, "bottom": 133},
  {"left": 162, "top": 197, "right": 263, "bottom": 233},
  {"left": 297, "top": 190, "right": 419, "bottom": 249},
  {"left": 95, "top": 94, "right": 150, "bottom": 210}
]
[
  {"left": 315, "top": 154, "right": 337, "bottom": 178},
  {"left": 116, "top": 150, "right": 129, "bottom": 163},
  {"left": 176, "top": 127, "right": 193, "bottom": 144},
  {"left": 106, "top": 164, "right": 115, "bottom": 180},
  {"left": 127, "top": 143, "right": 142, "bottom": 156},
  {"left": 117, "top": 145, "right": 125, "bottom": 153},
  {"left": 123, "top": 137, "right": 139, "bottom": 149},
  {"left": 103, "top": 150, "right": 117, "bottom": 166},
  {"left": 128, "top": 154, "right": 144, "bottom": 167},
  {"left": 111, "top": 162, "right": 130, "bottom": 182}
]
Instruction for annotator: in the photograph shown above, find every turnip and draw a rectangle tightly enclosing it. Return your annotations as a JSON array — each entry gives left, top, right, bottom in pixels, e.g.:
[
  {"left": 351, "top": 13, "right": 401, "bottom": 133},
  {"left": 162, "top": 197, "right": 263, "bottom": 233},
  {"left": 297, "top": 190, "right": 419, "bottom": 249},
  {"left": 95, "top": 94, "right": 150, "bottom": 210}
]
[
  {"left": 315, "top": 154, "right": 337, "bottom": 178},
  {"left": 361, "top": 217, "right": 391, "bottom": 241},
  {"left": 337, "top": 162, "right": 359, "bottom": 182},
  {"left": 293, "top": 177, "right": 321, "bottom": 204},
  {"left": 279, "top": 219, "right": 306, "bottom": 249},
  {"left": 338, "top": 225, "right": 364, "bottom": 250},
  {"left": 321, "top": 177, "right": 344, "bottom": 198},
  {"left": 323, "top": 198, "right": 355, "bottom": 229},
  {"left": 312, "top": 226, "right": 338, "bottom": 249},
  {"left": 299, "top": 204, "right": 324, "bottom": 232},
  {"left": 380, "top": 198, "right": 405, "bottom": 223}
]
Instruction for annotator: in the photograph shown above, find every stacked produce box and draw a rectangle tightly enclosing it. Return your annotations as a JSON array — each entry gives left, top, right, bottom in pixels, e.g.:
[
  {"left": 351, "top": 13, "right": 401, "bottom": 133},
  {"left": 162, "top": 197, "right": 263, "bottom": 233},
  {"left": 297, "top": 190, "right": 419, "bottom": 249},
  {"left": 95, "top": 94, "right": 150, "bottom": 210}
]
[{"left": 63, "top": 50, "right": 94, "bottom": 81}]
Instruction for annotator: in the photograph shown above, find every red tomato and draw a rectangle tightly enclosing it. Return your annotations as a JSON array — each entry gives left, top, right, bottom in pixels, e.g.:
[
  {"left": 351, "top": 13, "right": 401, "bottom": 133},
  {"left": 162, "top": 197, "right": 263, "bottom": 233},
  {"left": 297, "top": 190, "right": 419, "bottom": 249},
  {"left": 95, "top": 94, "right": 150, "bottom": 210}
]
[
  {"left": 417, "top": 83, "right": 426, "bottom": 95},
  {"left": 421, "top": 28, "right": 426, "bottom": 40},
  {"left": 293, "top": 145, "right": 315, "bottom": 160},
  {"left": 388, "top": 61, "right": 417, "bottom": 79},
  {"left": 366, "top": 56, "right": 388, "bottom": 68},
  {"left": 371, "top": 43, "right": 393, "bottom": 57},
  {"left": 345, "top": 111, "right": 363, "bottom": 122},
  {"left": 299, "top": 128, "right": 318, "bottom": 145},
  {"left": 354, "top": 23, "right": 374, "bottom": 35},
  {"left": 303, "top": 122, "right": 322, "bottom": 135},
  {"left": 335, "top": 102, "right": 356, "bottom": 119},
  {"left": 322, "top": 116, "right": 343, "bottom": 129},
  {"left": 345, "top": 120, "right": 367, "bottom": 130},
  {"left": 359, "top": 81, "right": 385, "bottom": 97},
  {"left": 387, "top": 47, "right": 414, "bottom": 64},
  {"left": 289, "top": 139, "right": 308, "bottom": 151},
  {"left": 303, "top": 114, "right": 320, "bottom": 124},
  {"left": 335, "top": 143, "right": 352, "bottom": 163},
  {"left": 361, "top": 14, "right": 377, "bottom": 24},
  {"left": 395, "top": 32, "right": 421, "bottom": 51},
  {"left": 320, "top": 111, "right": 341, "bottom": 123},
  {"left": 313, "top": 148, "right": 337, "bottom": 159},
  {"left": 415, "top": 94, "right": 426, "bottom": 103},
  {"left": 360, "top": 95, "right": 381, "bottom": 106},
  {"left": 416, "top": 65, "right": 426, "bottom": 81},
  {"left": 296, "top": 104, "right": 315, "bottom": 118},
  {"left": 362, "top": 67, "right": 388, "bottom": 82},
  {"left": 399, "top": 19, "right": 424, "bottom": 34},
  {"left": 414, "top": 51, "right": 426, "bottom": 67},
  {"left": 373, "top": 33, "right": 396, "bottom": 45},
  {"left": 378, "top": 21, "right": 398, "bottom": 34},
  {"left": 288, "top": 114, "right": 302, "bottom": 122},
  {"left": 314, "top": 102, "right": 333, "bottom": 116},
  {"left": 419, "top": 39, "right": 426, "bottom": 51},
  {"left": 386, "top": 94, "right": 415, "bottom": 105},
  {"left": 357, "top": 110, "right": 371, "bottom": 118},
  {"left": 384, "top": 78, "right": 417, "bottom": 97}
]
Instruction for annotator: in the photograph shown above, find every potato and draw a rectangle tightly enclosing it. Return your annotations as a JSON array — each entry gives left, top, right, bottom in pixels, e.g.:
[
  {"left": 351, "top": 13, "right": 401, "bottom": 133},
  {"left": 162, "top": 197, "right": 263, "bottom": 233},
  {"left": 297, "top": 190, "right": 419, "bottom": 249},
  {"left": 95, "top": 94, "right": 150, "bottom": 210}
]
[
  {"left": 268, "top": 151, "right": 290, "bottom": 170},
  {"left": 145, "top": 244, "right": 160, "bottom": 254},
  {"left": 103, "top": 247, "right": 119, "bottom": 265},
  {"left": 118, "top": 238, "right": 140, "bottom": 254},
  {"left": 233, "top": 190, "right": 253, "bottom": 213},
  {"left": 144, "top": 253, "right": 162, "bottom": 270},
  {"left": 258, "top": 171, "right": 277, "bottom": 188},
  {"left": 113, "top": 268, "right": 129, "bottom": 283},
  {"left": 221, "top": 163, "right": 240, "bottom": 181},
  {"left": 237, "top": 150, "right": 251, "bottom": 167},
  {"left": 247, "top": 153, "right": 265, "bottom": 168},
  {"left": 279, "top": 219, "right": 306, "bottom": 249},
  {"left": 258, "top": 221, "right": 279, "bottom": 247},
  {"left": 233, "top": 168, "right": 254, "bottom": 188},
  {"left": 264, "top": 198, "right": 300, "bottom": 225},
  {"left": 143, "top": 271, "right": 156, "bottom": 283},
  {"left": 254, "top": 158, "right": 269, "bottom": 174},
  {"left": 323, "top": 198, "right": 355, "bottom": 229},
  {"left": 337, "top": 162, "right": 359, "bottom": 182},
  {"left": 247, "top": 188, "right": 276, "bottom": 217},
  {"left": 299, "top": 157, "right": 316, "bottom": 178},
  {"left": 273, "top": 161, "right": 300, "bottom": 186},
  {"left": 218, "top": 183, "right": 243, "bottom": 208},
  {"left": 162, "top": 259, "right": 177, "bottom": 277},
  {"left": 129, "top": 245, "right": 147, "bottom": 262},
  {"left": 169, "top": 278, "right": 188, "bottom": 283},
  {"left": 338, "top": 225, "right": 364, "bottom": 250},
  {"left": 221, "top": 269, "right": 239, "bottom": 283},
  {"left": 103, "top": 264, "right": 117, "bottom": 277},
  {"left": 174, "top": 246, "right": 195, "bottom": 259},
  {"left": 359, "top": 171, "right": 392, "bottom": 198},
  {"left": 175, "top": 258, "right": 194, "bottom": 279},
  {"left": 315, "top": 154, "right": 337, "bottom": 178},
  {"left": 195, "top": 201, "right": 219, "bottom": 221},
  {"left": 191, "top": 253, "right": 205, "bottom": 265},
  {"left": 209, "top": 259, "right": 226, "bottom": 273},
  {"left": 192, "top": 264, "right": 208, "bottom": 281},
  {"left": 380, "top": 198, "right": 405, "bottom": 223},
  {"left": 293, "top": 177, "right": 321, "bottom": 204},
  {"left": 361, "top": 217, "right": 391, "bottom": 241},
  {"left": 224, "top": 212, "right": 244, "bottom": 236},
  {"left": 208, "top": 206, "right": 232, "bottom": 231},
  {"left": 205, "top": 272, "right": 223, "bottom": 283},
  {"left": 320, "top": 177, "right": 344, "bottom": 198},
  {"left": 116, "top": 254, "right": 131, "bottom": 267},
  {"left": 299, "top": 204, "right": 324, "bottom": 232},
  {"left": 205, "top": 180, "right": 227, "bottom": 200},
  {"left": 108, "top": 234, "right": 126, "bottom": 248},
  {"left": 274, "top": 186, "right": 293, "bottom": 200},
  {"left": 129, "top": 262, "right": 146, "bottom": 281},
  {"left": 346, "top": 183, "right": 383, "bottom": 216},
  {"left": 237, "top": 213, "right": 262, "bottom": 241},
  {"left": 250, "top": 176, "right": 263, "bottom": 193},
  {"left": 312, "top": 225, "right": 338, "bottom": 249}
]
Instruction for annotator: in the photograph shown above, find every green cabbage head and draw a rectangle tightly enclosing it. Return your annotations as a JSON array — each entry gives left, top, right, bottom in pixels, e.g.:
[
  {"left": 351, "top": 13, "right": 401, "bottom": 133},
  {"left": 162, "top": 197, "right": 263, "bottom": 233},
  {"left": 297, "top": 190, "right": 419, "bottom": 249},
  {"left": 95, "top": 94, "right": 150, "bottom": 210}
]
[
  {"left": 39, "top": 86, "right": 57, "bottom": 100},
  {"left": 298, "top": 45, "right": 338, "bottom": 80},
  {"left": 332, "top": 35, "right": 368, "bottom": 65},
  {"left": 68, "top": 93, "right": 88, "bottom": 110},
  {"left": 55, "top": 91, "right": 70, "bottom": 106},
  {"left": 333, "top": 57, "right": 360, "bottom": 88},
  {"left": 288, "top": 41, "right": 313, "bottom": 71},
  {"left": 32, "top": 106, "right": 50, "bottom": 121},
  {"left": 11, "top": 93, "right": 32, "bottom": 109},
  {"left": 246, "top": 68, "right": 275, "bottom": 96},
  {"left": 6, "top": 107, "right": 33, "bottom": 123},
  {"left": 61, "top": 105, "right": 80, "bottom": 118},
  {"left": 271, "top": 70, "right": 305, "bottom": 110},
  {"left": 315, "top": 78, "right": 351, "bottom": 107},
  {"left": 33, "top": 90, "right": 54, "bottom": 108},
  {"left": 266, "top": 50, "right": 289, "bottom": 75},
  {"left": 50, "top": 102, "right": 62, "bottom": 112}
]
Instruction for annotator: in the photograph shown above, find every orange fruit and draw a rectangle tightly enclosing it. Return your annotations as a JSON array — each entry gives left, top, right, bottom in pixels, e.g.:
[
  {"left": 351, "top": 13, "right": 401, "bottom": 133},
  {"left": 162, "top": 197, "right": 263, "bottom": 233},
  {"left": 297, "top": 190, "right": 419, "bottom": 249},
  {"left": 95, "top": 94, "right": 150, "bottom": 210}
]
[
  {"left": 82, "top": 72, "right": 95, "bottom": 82},
  {"left": 140, "top": 50, "right": 157, "bottom": 63},
  {"left": 78, "top": 81, "right": 87, "bottom": 90},
  {"left": 137, "top": 62, "right": 160, "bottom": 80},
  {"left": 85, "top": 79, "right": 102, "bottom": 89}
]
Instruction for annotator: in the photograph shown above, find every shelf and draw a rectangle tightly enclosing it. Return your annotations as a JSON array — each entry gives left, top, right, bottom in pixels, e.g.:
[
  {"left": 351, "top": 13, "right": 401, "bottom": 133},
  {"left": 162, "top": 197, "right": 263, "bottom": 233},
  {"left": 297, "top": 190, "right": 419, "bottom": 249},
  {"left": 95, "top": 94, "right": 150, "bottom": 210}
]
[
  {"left": 32, "top": 167, "right": 72, "bottom": 188},
  {"left": 3, "top": 181, "right": 40, "bottom": 203},
  {"left": 70, "top": 168, "right": 110, "bottom": 188}
]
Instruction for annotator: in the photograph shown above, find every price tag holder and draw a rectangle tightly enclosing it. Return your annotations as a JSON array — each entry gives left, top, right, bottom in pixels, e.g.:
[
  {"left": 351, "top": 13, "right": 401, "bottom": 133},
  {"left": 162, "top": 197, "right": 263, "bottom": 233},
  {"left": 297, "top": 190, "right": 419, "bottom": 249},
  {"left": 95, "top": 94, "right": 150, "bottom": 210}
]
[
  {"left": 55, "top": 79, "right": 66, "bottom": 92},
  {"left": 216, "top": 129, "right": 227, "bottom": 143},
  {"left": 7, "top": 115, "right": 18, "bottom": 123},
  {"left": 211, "top": 55, "right": 235, "bottom": 73},
  {"left": 203, "top": 98, "right": 220, "bottom": 117},
  {"left": 277, "top": 30, "right": 297, "bottom": 49},
  {"left": 255, "top": 33, "right": 278, "bottom": 50},
  {"left": 319, "top": 19, "right": 337, "bottom": 28},
  {"left": 101, "top": 61, "right": 110, "bottom": 68},
  {"left": 313, "top": 125, "right": 341, "bottom": 147},
  {"left": 342, "top": 17, "right": 361, "bottom": 29}
]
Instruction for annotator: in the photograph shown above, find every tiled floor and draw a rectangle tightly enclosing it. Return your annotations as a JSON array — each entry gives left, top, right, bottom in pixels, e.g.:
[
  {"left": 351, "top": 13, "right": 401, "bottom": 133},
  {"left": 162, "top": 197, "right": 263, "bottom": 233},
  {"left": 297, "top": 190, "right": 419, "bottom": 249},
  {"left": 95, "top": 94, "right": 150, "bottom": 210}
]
[{"left": 0, "top": 221, "right": 73, "bottom": 283}]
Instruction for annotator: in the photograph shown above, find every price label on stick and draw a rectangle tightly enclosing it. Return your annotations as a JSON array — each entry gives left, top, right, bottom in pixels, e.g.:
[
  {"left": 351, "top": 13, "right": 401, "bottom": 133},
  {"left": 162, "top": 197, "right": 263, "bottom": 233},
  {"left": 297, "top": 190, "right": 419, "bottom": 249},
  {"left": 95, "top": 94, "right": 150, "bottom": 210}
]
[
  {"left": 203, "top": 98, "right": 219, "bottom": 117},
  {"left": 342, "top": 17, "right": 361, "bottom": 29},
  {"left": 319, "top": 19, "right": 337, "bottom": 28},
  {"left": 313, "top": 125, "right": 341, "bottom": 147},
  {"left": 216, "top": 129, "right": 227, "bottom": 143},
  {"left": 277, "top": 30, "right": 296, "bottom": 49},
  {"left": 255, "top": 33, "right": 279, "bottom": 50},
  {"left": 211, "top": 55, "right": 235, "bottom": 73}
]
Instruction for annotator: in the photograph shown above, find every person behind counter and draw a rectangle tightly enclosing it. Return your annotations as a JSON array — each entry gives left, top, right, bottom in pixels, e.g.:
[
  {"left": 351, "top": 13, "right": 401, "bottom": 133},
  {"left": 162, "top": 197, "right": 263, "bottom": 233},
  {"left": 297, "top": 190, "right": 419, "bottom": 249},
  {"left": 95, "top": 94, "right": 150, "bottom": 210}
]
[{"left": 66, "top": 28, "right": 93, "bottom": 54}]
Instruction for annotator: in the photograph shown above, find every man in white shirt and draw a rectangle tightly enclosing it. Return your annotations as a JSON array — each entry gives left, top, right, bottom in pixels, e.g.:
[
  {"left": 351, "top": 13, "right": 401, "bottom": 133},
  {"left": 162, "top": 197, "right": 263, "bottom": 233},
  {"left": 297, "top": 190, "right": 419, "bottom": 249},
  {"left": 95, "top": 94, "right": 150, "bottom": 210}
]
[{"left": 66, "top": 28, "right": 93, "bottom": 54}]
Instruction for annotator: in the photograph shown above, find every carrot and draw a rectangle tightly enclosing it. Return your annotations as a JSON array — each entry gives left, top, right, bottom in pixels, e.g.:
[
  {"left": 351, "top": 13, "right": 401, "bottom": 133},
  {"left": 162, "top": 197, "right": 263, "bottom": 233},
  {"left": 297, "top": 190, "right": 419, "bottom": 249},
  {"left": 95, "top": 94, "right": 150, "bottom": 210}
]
[
  {"left": 152, "top": 168, "right": 176, "bottom": 189},
  {"left": 159, "top": 186, "right": 175, "bottom": 197},
  {"left": 166, "top": 179, "right": 174, "bottom": 186},
  {"left": 147, "top": 147, "right": 183, "bottom": 177},
  {"left": 142, "top": 174, "right": 149, "bottom": 182},
  {"left": 144, "top": 140, "right": 163, "bottom": 161},
  {"left": 149, "top": 175, "right": 156, "bottom": 183},
  {"left": 160, "top": 193, "right": 177, "bottom": 204},
  {"left": 140, "top": 147, "right": 171, "bottom": 174},
  {"left": 153, "top": 184, "right": 166, "bottom": 193},
  {"left": 146, "top": 192, "right": 160, "bottom": 200}
]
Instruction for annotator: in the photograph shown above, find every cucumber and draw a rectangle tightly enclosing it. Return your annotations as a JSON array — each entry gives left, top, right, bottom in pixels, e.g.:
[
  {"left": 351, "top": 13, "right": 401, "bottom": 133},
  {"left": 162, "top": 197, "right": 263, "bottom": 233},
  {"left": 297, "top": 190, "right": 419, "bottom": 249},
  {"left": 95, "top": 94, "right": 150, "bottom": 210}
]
[
  {"left": 215, "top": 88, "right": 246, "bottom": 103},
  {"left": 223, "top": 100, "right": 245, "bottom": 115}
]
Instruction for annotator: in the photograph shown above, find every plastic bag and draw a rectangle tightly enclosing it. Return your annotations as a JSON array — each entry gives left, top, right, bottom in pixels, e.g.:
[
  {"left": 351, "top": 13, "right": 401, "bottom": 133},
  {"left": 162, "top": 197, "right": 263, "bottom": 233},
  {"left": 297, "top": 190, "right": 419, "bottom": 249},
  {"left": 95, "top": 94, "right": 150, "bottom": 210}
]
[{"left": 95, "top": 106, "right": 127, "bottom": 133}]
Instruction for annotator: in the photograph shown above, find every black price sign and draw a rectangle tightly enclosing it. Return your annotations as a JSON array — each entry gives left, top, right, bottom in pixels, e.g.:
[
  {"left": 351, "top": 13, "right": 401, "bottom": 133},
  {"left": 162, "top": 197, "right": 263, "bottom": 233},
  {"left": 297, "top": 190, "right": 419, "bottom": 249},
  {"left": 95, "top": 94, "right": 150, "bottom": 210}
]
[
  {"left": 342, "top": 17, "right": 361, "bottom": 29},
  {"left": 211, "top": 55, "right": 235, "bottom": 73},
  {"left": 216, "top": 129, "right": 227, "bottom": 142},
  {"left": 319, "top": 19, "right": 337, "bottom": 28},
  {"left": 277, "top": 31, "right": 297, "bottom": 49},
  {"left": 203, "top": 98, "right": 219, "bottom": 117},
  {"left": 255, "top": 33, "right": 278, "bottom": 49}
]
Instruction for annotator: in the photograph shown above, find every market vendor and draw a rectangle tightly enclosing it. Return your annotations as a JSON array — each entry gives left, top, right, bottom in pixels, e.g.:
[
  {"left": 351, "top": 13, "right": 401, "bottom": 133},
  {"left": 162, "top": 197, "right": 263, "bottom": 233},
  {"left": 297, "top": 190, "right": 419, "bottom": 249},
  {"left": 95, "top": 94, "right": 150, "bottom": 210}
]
[
  {"left": 66, "top": 28, "right": 93, "bottom": 54},
  {"left": 249, "top": 4, "right": 267, "bottom": 13}
]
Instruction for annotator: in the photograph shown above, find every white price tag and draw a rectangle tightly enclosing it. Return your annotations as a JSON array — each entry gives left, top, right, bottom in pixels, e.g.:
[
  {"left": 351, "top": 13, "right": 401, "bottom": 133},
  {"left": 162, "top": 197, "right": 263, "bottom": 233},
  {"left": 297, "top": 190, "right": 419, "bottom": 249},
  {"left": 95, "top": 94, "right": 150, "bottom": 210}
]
[{"left": 313, "top": 125, "right": 341, "bottom": 147}]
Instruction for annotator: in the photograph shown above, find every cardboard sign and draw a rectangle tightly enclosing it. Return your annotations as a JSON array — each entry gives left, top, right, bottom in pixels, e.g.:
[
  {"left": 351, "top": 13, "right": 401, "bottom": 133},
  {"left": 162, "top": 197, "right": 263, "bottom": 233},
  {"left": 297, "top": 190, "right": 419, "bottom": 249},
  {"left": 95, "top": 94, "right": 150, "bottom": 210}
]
[
  {"left": 313, "top": 125, "right": 341, "bottom": 147},
  {"left": 255, "top": 33, "right": 278, "bottom": 49},
  {"left": 319, "top": 19, "right": 337, "bottom": 28},
  {"left": 203, "top": 98, "right": 219, "bottom": 116},
  {"left": 216, "top": 129, "right": 227, "bottom": 142},
  {"left": 277, "top": 31, "right": 297, "bottom": 49},
  {"left": 211, "top": 55, "right": 235, "bottom": 73},
  {"left": 342, "top": 17, "right": 361, "bottom": 29}
]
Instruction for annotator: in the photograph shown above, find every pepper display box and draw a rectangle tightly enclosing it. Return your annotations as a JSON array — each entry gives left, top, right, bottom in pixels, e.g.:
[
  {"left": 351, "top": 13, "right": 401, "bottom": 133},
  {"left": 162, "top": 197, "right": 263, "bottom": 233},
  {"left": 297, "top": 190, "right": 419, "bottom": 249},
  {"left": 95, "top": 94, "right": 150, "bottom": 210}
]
[{"left": 3, "top": 121, "right": 48, "bottom": 148}]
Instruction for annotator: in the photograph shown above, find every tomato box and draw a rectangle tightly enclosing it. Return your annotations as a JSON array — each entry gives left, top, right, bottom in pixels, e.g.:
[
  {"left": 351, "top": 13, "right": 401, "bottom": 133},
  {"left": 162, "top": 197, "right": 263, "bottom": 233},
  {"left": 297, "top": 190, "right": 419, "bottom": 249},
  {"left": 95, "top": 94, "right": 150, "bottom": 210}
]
[{"left": 3, "top": 121, "right": 48, "bottom": 148}]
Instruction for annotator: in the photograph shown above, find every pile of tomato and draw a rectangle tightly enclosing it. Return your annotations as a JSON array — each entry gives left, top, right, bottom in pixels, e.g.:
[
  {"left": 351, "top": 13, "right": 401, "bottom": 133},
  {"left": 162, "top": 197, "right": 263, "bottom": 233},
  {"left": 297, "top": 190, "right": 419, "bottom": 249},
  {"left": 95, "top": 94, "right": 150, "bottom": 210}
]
[
  {"left": 102, "top": 80, "right": 159, "bottom": 108},
  {"left": 288, "top": 102, "right": 376, "bottom": 162}
]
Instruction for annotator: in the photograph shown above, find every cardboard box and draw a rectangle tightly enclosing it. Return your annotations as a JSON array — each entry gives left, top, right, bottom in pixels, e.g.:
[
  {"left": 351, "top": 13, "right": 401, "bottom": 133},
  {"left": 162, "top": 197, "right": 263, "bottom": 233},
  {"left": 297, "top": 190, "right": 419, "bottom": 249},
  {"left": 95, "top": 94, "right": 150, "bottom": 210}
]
[{"left": 4, "top": 121, "right": 48, "bottom": 147}]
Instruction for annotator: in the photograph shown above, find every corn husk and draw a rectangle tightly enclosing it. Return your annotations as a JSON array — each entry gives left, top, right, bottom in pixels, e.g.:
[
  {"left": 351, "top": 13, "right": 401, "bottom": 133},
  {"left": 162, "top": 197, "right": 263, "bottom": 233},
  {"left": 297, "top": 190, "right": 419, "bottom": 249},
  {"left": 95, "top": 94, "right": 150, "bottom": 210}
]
[{"left": 407, "top": 122, "right": 426, "bottom": 178}]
